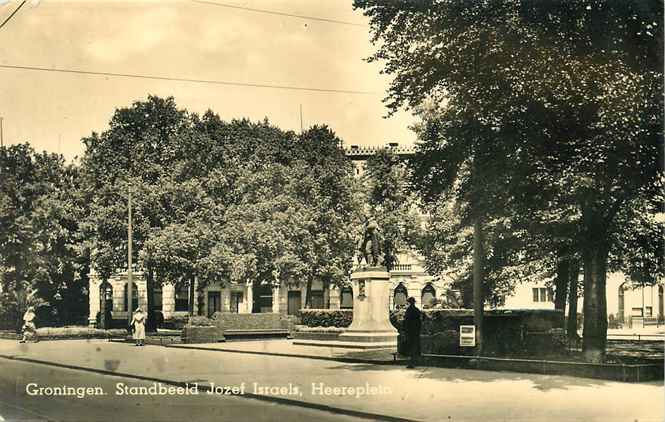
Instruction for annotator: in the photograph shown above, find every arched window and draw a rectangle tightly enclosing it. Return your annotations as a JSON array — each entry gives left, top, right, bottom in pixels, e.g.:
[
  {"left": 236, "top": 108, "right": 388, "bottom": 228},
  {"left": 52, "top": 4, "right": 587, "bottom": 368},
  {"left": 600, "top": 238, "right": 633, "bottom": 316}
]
[
  {"left": 124, "top": 283, "right": 139, "bottom": 312},
  {"left": 99, "top": 282, "right": 113, "bottom": 311},
  {"left": 421, "top": 284, "right": 436, "bottom": 308},
  {"left": 340, "top": 286, "right": 353, "bottom": 309},
  {"left": 393, "top": 284, "right": 408, "bottom": 309}
]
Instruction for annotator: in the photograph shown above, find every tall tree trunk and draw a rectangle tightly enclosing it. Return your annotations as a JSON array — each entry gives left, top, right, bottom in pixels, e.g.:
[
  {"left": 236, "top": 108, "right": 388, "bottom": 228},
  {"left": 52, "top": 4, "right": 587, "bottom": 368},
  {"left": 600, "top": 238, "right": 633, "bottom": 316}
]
[
  {"left": 188, "top": 274, "right": 195, "bottom": 317},
  {"left": 305, "top": 276, "right": 313, "bottom": 309},
  {"left": 472, "top": 218, "right": 484, "bottom": 355},
  {"left": 554, "top": 255, "right": 570, "bottom": 312},
  {"left": 567, "top": 260, "right": 580, "bottom": 340},
  {"left": 581, "top": 244, "right": 608, "bottom": 363},
  {"left": 99, "top": 280, "right": 107, "bottom": 330},
  {"left": 146, "top": 265, "right": 156, "bottom": 332}
]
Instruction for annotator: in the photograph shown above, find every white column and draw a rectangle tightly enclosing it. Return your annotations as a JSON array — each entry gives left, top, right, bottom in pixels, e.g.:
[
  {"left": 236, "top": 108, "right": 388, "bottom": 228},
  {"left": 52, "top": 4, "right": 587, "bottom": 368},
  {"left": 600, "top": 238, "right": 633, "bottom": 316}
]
[
  {"left": 221, "top": 286, "right": 230, "bottom": 312},
  {"left": 162, "top": 284, "right": 175, "bottom": 319},
  {"left": 300, "top": 284, "right": 307, "bottom": 308},
  {"left": 272, "top": 285, "right": 280, "bottom": 313},
  {"left": 193, "top": 276, "right": 200, "bottom": 316},
  {"left": 88, "top": 273, "right": 100, "bottom": 327},
  {"left": 329, "top": 286, "right": 340, "bottom": 310},
  {"left": 244, "top": 282, "right": 253, "bottom": 313}
]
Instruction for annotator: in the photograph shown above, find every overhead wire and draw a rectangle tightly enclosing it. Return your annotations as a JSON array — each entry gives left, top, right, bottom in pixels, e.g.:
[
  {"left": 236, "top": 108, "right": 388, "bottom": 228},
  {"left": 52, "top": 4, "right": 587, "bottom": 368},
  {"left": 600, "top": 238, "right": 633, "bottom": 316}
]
[
  {"left": 0, "top": 63, "right": 377, "bottom": 95},
  {"left": 192, "top": 0, "right": 367, "bottom": 27},
  {"left": 0, "top": 0, "right": 26, "bottom": 31}
]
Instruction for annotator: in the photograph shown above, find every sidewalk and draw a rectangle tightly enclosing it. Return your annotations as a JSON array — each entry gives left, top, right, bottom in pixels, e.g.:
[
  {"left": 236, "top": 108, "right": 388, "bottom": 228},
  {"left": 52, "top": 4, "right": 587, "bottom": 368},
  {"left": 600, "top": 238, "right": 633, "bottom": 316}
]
[
  {"left": 168, "top": 339, "right": 403, "bottom": 363},
  {"left": 0, "top": 339, "right": 662, "bottom": 422}
]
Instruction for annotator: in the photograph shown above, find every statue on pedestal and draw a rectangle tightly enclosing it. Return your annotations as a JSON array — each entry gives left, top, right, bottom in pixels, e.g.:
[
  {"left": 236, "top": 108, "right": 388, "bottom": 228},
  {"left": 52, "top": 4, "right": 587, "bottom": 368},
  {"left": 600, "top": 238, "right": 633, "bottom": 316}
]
[{"left": 357, "top": 218, "right": 383, "bottom": 268}]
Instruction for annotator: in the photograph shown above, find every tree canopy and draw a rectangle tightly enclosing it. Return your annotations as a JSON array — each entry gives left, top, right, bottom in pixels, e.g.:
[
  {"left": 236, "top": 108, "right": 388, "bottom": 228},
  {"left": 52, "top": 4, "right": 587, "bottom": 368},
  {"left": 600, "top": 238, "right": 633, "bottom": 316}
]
[{"left": 355, "top": 0, "right": 664, "bottom": 361}]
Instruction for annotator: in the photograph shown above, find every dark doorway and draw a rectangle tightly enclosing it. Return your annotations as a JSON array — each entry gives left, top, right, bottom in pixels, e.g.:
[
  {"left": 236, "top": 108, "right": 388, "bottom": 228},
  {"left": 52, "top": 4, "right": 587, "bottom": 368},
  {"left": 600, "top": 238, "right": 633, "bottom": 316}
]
[
  {"left": 340, "top": 286, "right": 353, "bottom": 309},
  {"left": 124, "top": 283, "right": 138, "bottom": 312},
  {"left": 207, "top": 291, "right": 221, "bottom": 317},
  {"left": 288, "top": 291, "right": 302, "bottom": 315},
  {"left": 99, "top": 282, "right": 113, "bottom": 329},
  {"left": 253, "top": 282, "right": 273, "bottom": 313}
]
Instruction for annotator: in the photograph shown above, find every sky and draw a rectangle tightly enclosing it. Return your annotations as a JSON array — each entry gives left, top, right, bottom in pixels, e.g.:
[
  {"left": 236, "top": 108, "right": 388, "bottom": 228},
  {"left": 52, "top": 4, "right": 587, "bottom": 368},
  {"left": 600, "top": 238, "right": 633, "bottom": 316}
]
[{"left": 0, "top": 0, "right": 417, "bottom": 161}]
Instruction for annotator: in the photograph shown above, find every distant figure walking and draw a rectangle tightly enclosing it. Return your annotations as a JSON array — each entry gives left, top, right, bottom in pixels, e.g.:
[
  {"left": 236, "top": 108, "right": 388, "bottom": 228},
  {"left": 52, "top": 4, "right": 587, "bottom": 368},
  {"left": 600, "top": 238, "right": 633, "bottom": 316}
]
[
  {"left": 19, "top": 306, "right": 38, "bottom": 343},
  {"left": 404, "top": 297, "right": 421, "bottom": 368},
  {"left": 131, "top": 308, "right": 146, "bottom": 346}
]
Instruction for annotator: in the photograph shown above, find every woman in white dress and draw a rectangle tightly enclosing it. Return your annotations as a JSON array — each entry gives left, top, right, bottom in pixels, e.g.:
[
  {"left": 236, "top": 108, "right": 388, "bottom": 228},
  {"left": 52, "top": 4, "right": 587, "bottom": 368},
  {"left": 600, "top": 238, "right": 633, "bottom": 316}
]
[
  {"left": 131, "top": 308, "right": 146, "bottom": 346},
  {"left": 19, "top": 306, "right": 37, "bottom": 343}
]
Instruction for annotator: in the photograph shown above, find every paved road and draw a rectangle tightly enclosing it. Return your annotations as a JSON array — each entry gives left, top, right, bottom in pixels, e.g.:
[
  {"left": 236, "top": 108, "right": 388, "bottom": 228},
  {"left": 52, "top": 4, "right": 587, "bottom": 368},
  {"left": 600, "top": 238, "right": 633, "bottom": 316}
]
[
  {"left": 0, "top": 359, "right": 368, "bottom": 422},
  {"left": 0, "top": 339, "right": 662, "bottom": 422}
]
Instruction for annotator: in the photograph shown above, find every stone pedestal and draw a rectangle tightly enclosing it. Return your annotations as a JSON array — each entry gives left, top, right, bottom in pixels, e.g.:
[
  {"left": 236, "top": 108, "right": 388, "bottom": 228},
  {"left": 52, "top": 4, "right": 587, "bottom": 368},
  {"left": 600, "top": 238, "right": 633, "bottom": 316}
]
[{"left": 337, "top": 269, "right": 398, "bottom": 349}]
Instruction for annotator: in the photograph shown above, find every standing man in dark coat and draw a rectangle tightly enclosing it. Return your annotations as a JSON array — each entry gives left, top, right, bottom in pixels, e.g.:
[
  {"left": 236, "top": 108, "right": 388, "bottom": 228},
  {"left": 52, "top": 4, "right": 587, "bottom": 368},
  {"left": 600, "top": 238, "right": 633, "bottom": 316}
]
[{"left": 404, "top": 297, "right": 422, "bottom": 368}]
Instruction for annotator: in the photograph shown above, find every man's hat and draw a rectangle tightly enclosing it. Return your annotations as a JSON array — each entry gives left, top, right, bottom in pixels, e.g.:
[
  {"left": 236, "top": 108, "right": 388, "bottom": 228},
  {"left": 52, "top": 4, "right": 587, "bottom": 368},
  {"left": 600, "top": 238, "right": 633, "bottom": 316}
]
[{"left": 406, "top": 297, "right": 416, "bottom": 304}]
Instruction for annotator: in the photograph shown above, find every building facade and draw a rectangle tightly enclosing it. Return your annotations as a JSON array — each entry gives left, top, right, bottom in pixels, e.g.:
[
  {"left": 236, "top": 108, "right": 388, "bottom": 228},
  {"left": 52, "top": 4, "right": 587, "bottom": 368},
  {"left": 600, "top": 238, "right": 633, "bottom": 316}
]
[{"left": 88, "top": 248, "right": 449, "bottom": 327}]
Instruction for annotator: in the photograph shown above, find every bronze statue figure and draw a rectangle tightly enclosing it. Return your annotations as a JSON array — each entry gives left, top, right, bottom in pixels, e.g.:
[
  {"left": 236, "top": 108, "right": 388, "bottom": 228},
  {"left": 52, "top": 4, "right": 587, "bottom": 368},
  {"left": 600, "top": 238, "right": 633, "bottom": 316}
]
[{"left": 358, "top": 218, "right": 383, "bottom": 267}]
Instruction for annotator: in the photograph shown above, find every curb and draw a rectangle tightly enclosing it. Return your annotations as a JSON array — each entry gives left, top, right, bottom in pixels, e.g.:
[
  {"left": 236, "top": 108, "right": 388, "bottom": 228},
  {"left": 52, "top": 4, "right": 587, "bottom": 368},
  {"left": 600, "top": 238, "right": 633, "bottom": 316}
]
[
  {"left": 166, "top": 344, "right": 406, "bottom": 365},
  {"left": 0, "top": 353, "right": 418, "bottom": 422}
]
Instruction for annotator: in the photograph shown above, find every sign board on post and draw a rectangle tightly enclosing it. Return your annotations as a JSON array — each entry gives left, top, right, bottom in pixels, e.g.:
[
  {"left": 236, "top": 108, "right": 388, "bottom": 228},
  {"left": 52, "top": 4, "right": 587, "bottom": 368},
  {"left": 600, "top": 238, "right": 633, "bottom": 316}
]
[{"left": 459, "top": 325, "right": 476, "bottom": 347}]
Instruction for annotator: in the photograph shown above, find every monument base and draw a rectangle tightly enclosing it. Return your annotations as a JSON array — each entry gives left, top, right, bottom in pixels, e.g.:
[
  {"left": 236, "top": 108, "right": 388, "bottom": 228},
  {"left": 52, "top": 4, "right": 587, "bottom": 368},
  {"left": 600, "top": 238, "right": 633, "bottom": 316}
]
[
  {"left": 334, "top": 267, "right": 398, "bottom": 351},
  {"left": 292, "top": 339, "right": 397, "bottom": 349}
]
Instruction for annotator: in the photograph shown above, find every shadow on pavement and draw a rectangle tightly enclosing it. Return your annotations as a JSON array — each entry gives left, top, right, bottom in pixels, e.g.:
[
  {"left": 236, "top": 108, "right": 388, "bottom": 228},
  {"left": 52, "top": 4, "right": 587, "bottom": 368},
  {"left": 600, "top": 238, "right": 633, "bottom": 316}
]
[{"left": 323, "top": 362, "right": 612, "bottom": 392}]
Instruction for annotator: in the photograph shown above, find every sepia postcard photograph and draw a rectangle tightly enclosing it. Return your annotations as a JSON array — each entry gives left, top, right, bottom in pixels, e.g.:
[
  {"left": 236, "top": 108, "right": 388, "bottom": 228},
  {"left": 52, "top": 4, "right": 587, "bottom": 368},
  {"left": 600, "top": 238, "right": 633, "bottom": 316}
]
[{"left": 0, "top": 1, "right": 663, "bottom": 421}]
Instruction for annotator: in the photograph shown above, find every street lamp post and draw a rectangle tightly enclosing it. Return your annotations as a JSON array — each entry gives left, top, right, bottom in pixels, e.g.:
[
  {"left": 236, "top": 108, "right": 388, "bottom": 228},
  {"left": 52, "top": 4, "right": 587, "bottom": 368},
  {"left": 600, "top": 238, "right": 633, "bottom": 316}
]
[{"left": 127, "top": 181, "right": 133, "bottom": 325}]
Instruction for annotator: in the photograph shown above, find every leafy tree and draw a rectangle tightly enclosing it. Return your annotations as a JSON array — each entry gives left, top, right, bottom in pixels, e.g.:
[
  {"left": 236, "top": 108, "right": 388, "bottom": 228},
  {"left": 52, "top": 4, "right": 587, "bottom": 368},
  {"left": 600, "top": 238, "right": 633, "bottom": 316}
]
[
  {"left": 363, "top": 148, "right": 422, "bottom": 270},
  {"left": 355, "top": 0, "right": 663, "bottom": 361},
  {"left": 81, "top": 96, "right": 194, "bottom": 328},
  {"left": 0, "top": 145, "right": 88, "bottom": 328}
]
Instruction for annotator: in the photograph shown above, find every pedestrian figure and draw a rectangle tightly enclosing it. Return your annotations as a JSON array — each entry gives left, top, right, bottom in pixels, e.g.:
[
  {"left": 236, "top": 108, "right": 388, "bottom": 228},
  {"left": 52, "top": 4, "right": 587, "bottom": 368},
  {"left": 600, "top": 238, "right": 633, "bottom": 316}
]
[
  {"left": 131, "top": 307, "right": 146, "bottom": 346},
  {"left": 404, "top": 297, "right": 421, "bottom": 368},
  {"left": 19, "top": 306, "right": 38, "bottom": 343}
]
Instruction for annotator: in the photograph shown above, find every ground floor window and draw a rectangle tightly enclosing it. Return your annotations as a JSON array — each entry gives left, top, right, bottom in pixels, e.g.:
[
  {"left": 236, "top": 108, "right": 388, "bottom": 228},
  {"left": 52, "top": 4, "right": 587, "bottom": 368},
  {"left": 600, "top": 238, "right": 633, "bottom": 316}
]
[
  {"left": 175, "top": 286, "right": 189, "bottom": 312},
  {"left": 394, "top": 284, "right": 407, "bottom": 309},
  {"left": 207, "top": 291, "right": 221, "bottom": 317},
  {"left": 340, "top": 286, "right": 353, "bottom": 309},
  {"left": 532, "top": 287, "right": 553, "bottom": 303},
  {"left": 230, "top": 292, "right": 243, "bottom": 313},
  {"left": 422, "top": 284, "right": 436, "bottom": 308},
  {"left": 152, "top": 286, "right": 162, "bottom": 311},
  {"left": 287, "top": 291, "right": 301, "bottom": 315},
  {"left": 310, "top": 291, "right": 324, "bottom": 309}
]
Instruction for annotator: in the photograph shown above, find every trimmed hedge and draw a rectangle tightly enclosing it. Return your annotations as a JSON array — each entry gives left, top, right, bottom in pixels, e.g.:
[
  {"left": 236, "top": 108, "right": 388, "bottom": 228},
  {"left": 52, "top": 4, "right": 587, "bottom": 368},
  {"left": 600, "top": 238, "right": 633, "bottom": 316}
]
[
  {"left": 161, "top": 314, "right": 189, "bottom": 330},
  {"left": 301, "top": 308, "right": 564, "bottom": 357},
  {"left": 300, "top": 309, "right": 353, "bottom": 327},
  {"left": 1, "top": 326, "right": 129, "bottom": 340}
]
